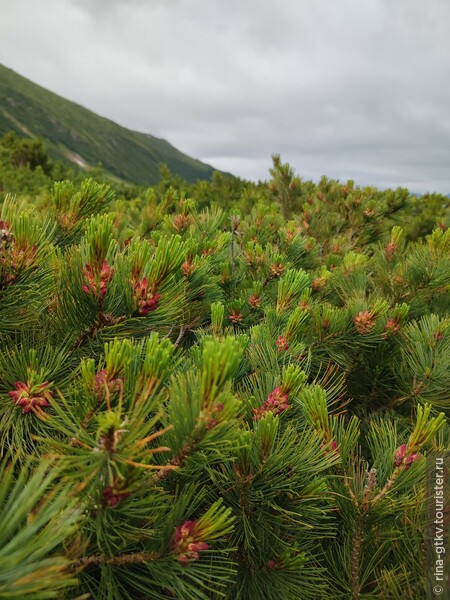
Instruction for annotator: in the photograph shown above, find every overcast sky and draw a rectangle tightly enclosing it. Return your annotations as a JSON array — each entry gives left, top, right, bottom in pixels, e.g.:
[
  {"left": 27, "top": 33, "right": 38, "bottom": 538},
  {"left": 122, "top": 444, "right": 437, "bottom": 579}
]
[{"left": 1, "top": 0, "right": 449, "bottom": 192}]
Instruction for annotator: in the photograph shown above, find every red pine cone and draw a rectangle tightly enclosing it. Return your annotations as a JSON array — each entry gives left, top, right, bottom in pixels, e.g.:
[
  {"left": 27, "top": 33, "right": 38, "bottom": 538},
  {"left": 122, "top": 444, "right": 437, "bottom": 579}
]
[
  {"left": 134, "top": 277, "right": 161, "bottom": 315},
  {"left": 171, "top": 520, "right": 209, "bottom": 564},
  {"left": 9, "top": 380, "right": 53, "bottom": 414},
  {"left": 253, "top": 386, "right": 289, "bottom": 420}
]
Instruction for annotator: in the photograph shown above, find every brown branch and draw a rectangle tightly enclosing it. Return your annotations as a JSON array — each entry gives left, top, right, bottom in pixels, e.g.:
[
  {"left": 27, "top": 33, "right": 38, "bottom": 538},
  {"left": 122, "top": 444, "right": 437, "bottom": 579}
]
[
  {"left": 388, "top": 378, "right": 427, "bottom": 410},
  {"left": 71, "top": 550, "right": 160, "bottom": 573},
  {"left": 71, "top": 313, "right": 127, "bottom": 351},
  {"left": 351, "top": 515, "right": 364, "bottom": 598},
  {"left": 174, "top": 325, "right": 187, "bottom": 347},
  {"left": 369, "top": 466, "right": 401, "bottom": 507}
]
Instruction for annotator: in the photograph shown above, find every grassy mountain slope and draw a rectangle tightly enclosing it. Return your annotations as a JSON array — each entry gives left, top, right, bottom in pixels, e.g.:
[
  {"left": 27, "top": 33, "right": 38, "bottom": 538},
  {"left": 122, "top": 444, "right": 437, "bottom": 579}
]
[{"left": 0, "top": 64, "right": 218, "bottom": 185}]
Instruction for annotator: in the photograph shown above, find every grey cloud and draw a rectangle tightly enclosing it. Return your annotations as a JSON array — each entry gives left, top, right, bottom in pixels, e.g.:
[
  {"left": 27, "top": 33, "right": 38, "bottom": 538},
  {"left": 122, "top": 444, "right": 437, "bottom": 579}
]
[
  {"left": 0, "top": 0, "right": 449, "bottom": 192},
  {"left": 72, "top": 0, "right": 155, "bottom": 15}
]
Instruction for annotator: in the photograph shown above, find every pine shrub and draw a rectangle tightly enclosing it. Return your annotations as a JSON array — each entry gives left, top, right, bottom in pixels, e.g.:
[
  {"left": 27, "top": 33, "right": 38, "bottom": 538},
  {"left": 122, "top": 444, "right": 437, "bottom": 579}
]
[{"left": 0, "top": 163, "right": 448, "bottom": 599}]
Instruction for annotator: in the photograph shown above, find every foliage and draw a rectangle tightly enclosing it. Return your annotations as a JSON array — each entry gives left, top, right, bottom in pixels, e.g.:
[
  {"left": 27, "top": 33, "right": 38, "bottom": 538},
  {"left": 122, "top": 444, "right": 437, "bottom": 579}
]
[{"left": 0, "top": 155, "right": 448, "bottom": 599}]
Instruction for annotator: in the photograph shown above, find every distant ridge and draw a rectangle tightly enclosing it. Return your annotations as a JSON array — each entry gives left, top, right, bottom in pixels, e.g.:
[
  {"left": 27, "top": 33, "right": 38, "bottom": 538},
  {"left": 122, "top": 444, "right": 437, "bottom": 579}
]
[{"left": 0, "top": 64, "right": 220, "bottom": 185}]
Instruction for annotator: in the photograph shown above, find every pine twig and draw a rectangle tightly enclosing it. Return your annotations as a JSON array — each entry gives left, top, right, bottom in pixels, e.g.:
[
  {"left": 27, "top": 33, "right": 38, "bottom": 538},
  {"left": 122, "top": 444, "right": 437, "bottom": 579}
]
[
  {"left": 71, "top": 313, "right": 126, "bottom": 350},
  {"left": 351, "top": 516, "right": 364, "bottom": 598},
  {"left": 174, "top": 325, "right": 187, "bottom": 347},
  {"left": 351, "top": 468, "right": 377, "bottom": 598},
  {"left": 230, "top": 215, "right": 240, "bottom": 276},
  {"left": 71, "top": 551, "right": 160, "bottom": 573},
  {"left": 369, "top": 467, "right": 401, "bottom": 507}
]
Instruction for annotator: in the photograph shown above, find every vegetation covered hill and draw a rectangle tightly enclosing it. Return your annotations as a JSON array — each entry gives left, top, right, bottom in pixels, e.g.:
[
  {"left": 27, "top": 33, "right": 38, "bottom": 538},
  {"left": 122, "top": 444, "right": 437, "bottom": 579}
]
[{"left": 0, "top": 64, "right": 218, "bottom": 184}]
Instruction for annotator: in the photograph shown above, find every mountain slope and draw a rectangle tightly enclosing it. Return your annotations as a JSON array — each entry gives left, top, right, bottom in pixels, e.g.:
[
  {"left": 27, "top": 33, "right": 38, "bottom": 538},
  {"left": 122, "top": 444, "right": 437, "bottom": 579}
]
[{"left": 0, "top": 64, "right": 218, "bottom": 185}]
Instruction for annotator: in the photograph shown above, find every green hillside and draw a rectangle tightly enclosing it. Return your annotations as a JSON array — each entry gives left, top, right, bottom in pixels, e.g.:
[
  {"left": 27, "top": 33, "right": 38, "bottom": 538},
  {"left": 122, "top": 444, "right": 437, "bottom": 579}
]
[{"left": 0, "top": 64, "right": 218, "bottom": 185}]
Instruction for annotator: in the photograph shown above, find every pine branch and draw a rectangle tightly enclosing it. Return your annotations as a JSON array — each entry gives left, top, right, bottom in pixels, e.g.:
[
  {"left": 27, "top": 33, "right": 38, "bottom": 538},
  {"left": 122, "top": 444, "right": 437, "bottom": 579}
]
[
  {"left": 351, "top": 516, "right": 365, "bottom": 598},
  {"left": 71, "top": 313, "right": 127, "bottom": 350},
  {"left": 350, "top": 468, "right": 377, "bottom": 598},
  {"left": 174, "top": 325, "right": 187, "bottom": 347},
  {"left": 72, "top": 550, "right": 161, "bottom": 573}
]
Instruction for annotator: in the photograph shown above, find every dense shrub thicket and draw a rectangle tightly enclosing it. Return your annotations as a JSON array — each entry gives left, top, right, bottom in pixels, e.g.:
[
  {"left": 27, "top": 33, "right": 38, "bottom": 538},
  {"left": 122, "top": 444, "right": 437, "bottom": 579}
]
[{"left": 0, "top": 143, "right": 449, "bottom": 599}]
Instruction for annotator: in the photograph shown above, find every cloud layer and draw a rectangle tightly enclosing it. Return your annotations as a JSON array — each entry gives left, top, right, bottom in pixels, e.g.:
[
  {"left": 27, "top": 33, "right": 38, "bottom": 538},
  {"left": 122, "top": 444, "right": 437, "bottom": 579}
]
[{"left": 1, "top": 0, "right": 449, "bottom": 192}]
